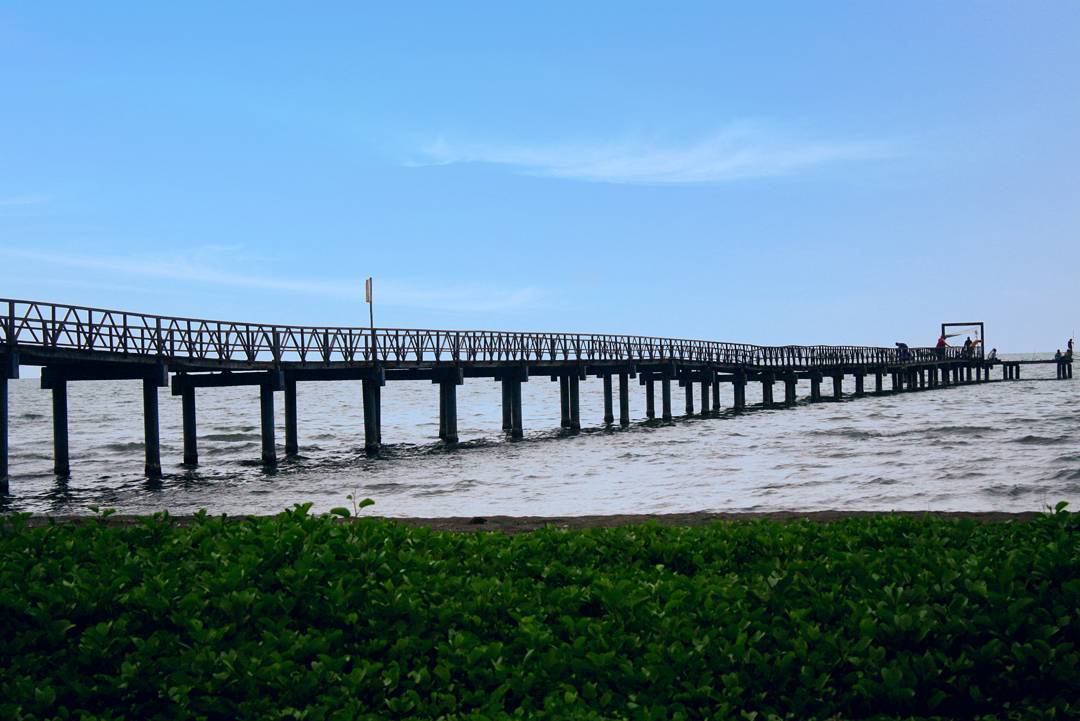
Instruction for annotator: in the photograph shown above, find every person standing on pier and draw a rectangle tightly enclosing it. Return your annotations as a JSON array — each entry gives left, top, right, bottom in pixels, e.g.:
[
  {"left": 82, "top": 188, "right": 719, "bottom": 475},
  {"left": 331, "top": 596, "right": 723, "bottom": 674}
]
[
  {"left": 962, "top": 337, "right": 973, "bottom": 357},
  {"left": 987, "top": 348, "right": 997, "bottom": 361},
  {"left": 936, "top": 333, "right": 948, "bottom": 359}
]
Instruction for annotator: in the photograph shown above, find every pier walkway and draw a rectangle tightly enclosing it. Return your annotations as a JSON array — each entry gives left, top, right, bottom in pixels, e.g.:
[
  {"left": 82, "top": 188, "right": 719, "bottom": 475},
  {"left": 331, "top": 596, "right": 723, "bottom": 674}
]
[{"left": 0, "top": 298, "right": 1072, "bottom": 487}]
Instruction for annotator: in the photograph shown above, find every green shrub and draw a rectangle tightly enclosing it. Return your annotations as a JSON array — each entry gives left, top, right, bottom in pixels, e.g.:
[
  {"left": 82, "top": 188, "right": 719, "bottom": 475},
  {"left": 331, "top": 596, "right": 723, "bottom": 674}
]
[{"left": 1, "top": 506, "right": 1077, "bottom": 720}]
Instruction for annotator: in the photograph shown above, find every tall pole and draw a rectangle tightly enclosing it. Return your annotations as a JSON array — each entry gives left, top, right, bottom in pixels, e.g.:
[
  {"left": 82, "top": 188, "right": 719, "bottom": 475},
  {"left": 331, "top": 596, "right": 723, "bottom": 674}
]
[{"left": 365, "top": 277, "right": 375, "bottom": 362}]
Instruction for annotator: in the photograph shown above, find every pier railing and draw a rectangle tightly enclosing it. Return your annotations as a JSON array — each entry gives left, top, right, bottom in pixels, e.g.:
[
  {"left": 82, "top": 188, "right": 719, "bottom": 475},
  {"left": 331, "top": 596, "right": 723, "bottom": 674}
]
[{"left": 2, "top": 298, "right": 965, "bottom": 368}]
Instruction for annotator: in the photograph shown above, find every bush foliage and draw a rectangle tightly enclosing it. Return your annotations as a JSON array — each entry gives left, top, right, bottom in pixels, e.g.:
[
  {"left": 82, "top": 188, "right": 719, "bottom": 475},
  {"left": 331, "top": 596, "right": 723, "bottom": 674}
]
[{"left": 1, "top": 506, "right": 1078, "bottom": 720}]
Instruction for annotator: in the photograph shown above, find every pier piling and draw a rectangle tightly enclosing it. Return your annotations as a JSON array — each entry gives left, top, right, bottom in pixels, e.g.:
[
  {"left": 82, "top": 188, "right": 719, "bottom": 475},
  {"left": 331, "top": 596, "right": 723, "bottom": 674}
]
[
  {"left": 362, "top": 379, "right": 380, "bottom": 456},
  {"left": 568, "top": 375, "right": 581, "bottom": 432},
  {"left": 661, "top": 377, "right": 672, "bottom": 421},
  {"left": 618, "top": 372, "right": 630, "bottom": 427},
  {"left": 142, "top": 378, "right": 161, "bottom": 478},
  {"left": 500, "top": 379, "right": 513, "bottom": 432},
  {"left": 602, "top": 374, "right": 614, "bottom": 425},
  {"left": 810, "top": 374, "right": 822, "bottom": 402},
  {"left": 645, "top": 377, "right": 656, "bottom": 419},
  {"left": 438, "top": 377, "right": 459, "bottom": 443},
  {"left": 0, "top": 375, "right": 8, "bottom": 488},
  {"left": 52, "top": 378, "right": 69, "bottom": 477},
  {"left": 784, "top": 374, "right": 797, "bottom": 405},
  {"left": 683, "top": 379, "right": 694, "bottom": 416},
  {"left": 712, "top": 377, "right": 722, "bottom": 412},
  {"left": 733, "top": 374, "right": 747, "bottom": 412},
  {"left": 832, "top": 374, "right": 843, "bottom": 401},
  {"left": 559, "top": 376, "right": 571, "bottom": 429},
  {"left": 181, "top": 386, "right": 198, "bottom": 466},
  {"left": 700, "top": 377, "right": 710, "bottom": 415},
  {"left": 761, "top": 375, "right": 774, "bottom": 407},
  {"left": 510, "top": 377, "right": 523, "bottom": 439},
  {"left": 259, "top": 382, "right": 276, "bottom": 466},
  {"left": 284, "top": 377, "right": 298, "bottom": 456}
]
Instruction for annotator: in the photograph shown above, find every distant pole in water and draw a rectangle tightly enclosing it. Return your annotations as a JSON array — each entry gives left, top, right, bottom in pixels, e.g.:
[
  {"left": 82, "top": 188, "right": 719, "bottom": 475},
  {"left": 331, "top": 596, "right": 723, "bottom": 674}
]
[{"left": 365, "top": 277, "right": 376, "bottom": 361}]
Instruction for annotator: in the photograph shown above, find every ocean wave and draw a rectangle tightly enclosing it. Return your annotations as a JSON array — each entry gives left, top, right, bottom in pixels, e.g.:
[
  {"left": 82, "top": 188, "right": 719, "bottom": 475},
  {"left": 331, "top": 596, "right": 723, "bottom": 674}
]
[{"left": 1012, "top": 434, "right": 1072, "bottom": 446}]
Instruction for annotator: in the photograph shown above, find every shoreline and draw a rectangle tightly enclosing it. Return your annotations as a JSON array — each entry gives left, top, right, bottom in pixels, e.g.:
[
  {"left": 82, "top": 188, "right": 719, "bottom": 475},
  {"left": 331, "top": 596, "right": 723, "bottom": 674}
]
[{"left": 14, "top": 509, "right": 1045, "bottom": 533}]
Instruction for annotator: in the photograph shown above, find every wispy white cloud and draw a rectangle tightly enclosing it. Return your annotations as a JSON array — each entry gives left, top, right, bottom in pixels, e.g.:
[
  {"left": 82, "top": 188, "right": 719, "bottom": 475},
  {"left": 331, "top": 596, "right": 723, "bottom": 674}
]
[
  {"left": 410, "top": 123, "right": 895, "bottom": 185},
  {"left": 0, "top": 194, "right": 48, "bottom": 207},
  {"left": 1, "top": 248, "right": 544, "bottom": 314}
]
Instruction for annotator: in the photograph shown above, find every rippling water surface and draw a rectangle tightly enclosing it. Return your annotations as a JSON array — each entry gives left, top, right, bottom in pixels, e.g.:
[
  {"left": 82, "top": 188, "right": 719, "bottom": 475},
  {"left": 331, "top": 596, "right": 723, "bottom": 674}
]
[{"left": 3, "top": 355, "right": 1077, "bottom": 516}]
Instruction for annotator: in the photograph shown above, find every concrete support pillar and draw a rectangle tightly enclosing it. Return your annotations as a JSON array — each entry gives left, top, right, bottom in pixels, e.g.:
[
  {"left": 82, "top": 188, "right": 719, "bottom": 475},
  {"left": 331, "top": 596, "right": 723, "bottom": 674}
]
[
  {"left": 733, "top": 376, "right": 747, "bottom": 412},
  {"left": 510, "top": 379, "right": 523, "bottom": 439},
  {"left": 362, "top": 379, "right": 381, "bottom": 456},
  {"left": 1015, "top": 364, "right": 1021, "bottom": 380},
  {"left": 712, "top": 377, "right": 722, "bottom": 412},
  {"left": 919, "top": 369, "right": 927, "bottom": 389},
  {"left": 661, "top": 377, "right": 672, "bottom": 421},
  {"left": 965, "top": 366, "right": 972, "bottom": 383},
  {"left": 761, "top": 376, "right": 774, "bottom": 407},
  {"left": 854, "top": 374, "right": 865, "bottom": 397},
  {"left": 568, "top": 375, "right": 581, "bottom": 432},
  {"left": 259, "top": 382, "right": 276, "bottom": 466},
  {"left": 439, "top": 379, "right": 458, "bottom": 443},
  {"left": 181, "top": 386, "right": 198, "bottom": 466},
  {"left": 0, "top": 374, "right": 8, "bottom": 488},
  {"left": 645, "top": 377, "right": 656, "bottom": 419},
  {"left": 52, "top": 379, "right": 70, "bottom": 477},
  {"left": 683, "top": 379, "right": 694, "bottom": 416},
  {"left": 832, "top": 374, "right": 843, "bottom": 401},
  {"left": 875, "top": 372, "right": 884, "bottom": 394},
  {"left": 810, "top": 374, "right": 822, "bottom": 402},
  {"left": 500, "top": 379, "right": 513, "bottom": 432},
  {"left": 700, "top": 378, "right": 710, "bottom": 415},
  {"left": 784, "top": 375, "right": 797, "bottom": 405},
  {"left": 618, "top": 372, "right": 630, "bottom": 427},
  {"left": 602, "top": 374, "right": 614, "bottom": 425},
  {"left": 559, "top": 375, "right": 571, "bottom": 429},
  {"left": 284, "top": 377, "right": 298, "bottom": 457},
  {"left": 142, "top": 377, "right": 161, "bottom": 478}
]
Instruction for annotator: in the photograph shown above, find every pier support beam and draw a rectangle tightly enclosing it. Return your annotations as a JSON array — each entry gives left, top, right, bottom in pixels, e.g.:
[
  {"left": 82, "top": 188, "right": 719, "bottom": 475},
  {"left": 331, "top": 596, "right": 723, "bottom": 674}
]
[
  {"left": 733, "top": 374, "right": 747, "bottom": 412},
  {"left": 810, "top": 373, "right": 822, "bottom": 403},
  {"left": 618, "top": 372, "right": 630, "bottom": 427},
  {"left": 362, "top": 379, "right": 381, "bottom": 456},
  {"left": 568, "top": 375, "right": 581, "bottom": 432},
  {"left": 784, "top": 374, "right": 797, "bottom": 405},
  {"left": 501, "top": 379, "right": 513, "bottom": 432},
  {"left": 661, "top": 377, "right": 672, "bottom": 421},
  {"left": 761, "top": 375, "right": 774, "bottom": 408},
  {"left": 510, "top": 378, "right": 523, "bottom": 439},
  {"left": 565, "top": 377, "right": 574, "bottom": 427},
  {"left": 259, "top": 382, "right": 276, "bottom": 466},
  {"left": 602, "top": 374, "right": 614, "bottom": 425},
  {"left": 832, "top": 374, "right": 843, "bottom": 401},
  {"left": 284, "top": 377, "right": 298, "bottom": 456},
  {"left": 875, "top": 372, "right": 884, "bottom": 394},
  {"left": 645, "top": 377, "right": 656, "bottom": 419},
  {"left": 683, "top": 379, "right": 694, "bottom": 416},
  {"left": 700, "top": 377, "right": 710, "bottom": 416},
  {"left": 854, "top": 373, "right": 865, "bottom": 397},
  {"left": 0, "top": 353, "right": 13, "bottom": 489},
  {"left": 142, "top": 378, "right": 162, "bottom": 478},
  {"left": 712, "top": 377, "right": 722, "bottom": 412},
  {"left": 52, "top": 379, "right": 70, "bottom": 477},
  {"left": 438, "top": 376, "right": 459, "bottom": 444},
  {"left": 181, "top": 386, "right": 198, "bottom": 466},
  {"left": 0, "top": 374, "right": 6, "bottom": 487}
]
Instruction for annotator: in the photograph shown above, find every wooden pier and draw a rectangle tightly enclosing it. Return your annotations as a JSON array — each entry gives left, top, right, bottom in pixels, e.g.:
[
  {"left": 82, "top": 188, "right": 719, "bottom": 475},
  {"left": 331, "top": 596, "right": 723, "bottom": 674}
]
[{"left": 0, "top": 298, "right": 1073, "bottom": 489}]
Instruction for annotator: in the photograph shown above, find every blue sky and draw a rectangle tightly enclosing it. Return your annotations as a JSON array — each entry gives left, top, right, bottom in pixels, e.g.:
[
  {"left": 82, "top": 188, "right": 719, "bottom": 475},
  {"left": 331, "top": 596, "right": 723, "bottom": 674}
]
[{"left": 1, "top": 3, "right": 1078, "bottom": 351}]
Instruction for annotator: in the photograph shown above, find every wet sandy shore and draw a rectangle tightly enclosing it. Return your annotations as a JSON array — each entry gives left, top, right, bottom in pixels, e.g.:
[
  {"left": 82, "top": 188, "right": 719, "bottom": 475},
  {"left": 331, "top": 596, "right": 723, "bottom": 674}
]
[{"left": 15, "top": 509, "right": 1044, "bottom": 533}]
